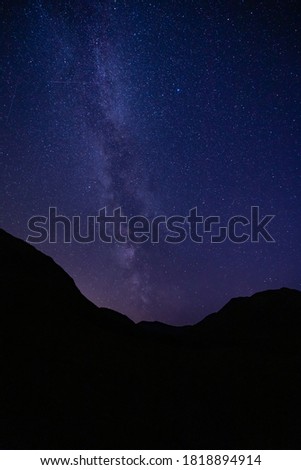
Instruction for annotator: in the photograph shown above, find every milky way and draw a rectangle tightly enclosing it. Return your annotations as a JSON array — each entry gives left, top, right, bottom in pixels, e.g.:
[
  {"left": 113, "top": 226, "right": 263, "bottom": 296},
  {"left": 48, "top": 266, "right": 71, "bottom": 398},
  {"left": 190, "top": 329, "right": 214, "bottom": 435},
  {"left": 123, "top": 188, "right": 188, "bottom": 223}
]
[{"left": 1, "top": 1, "right": 300, "bottom": 324}]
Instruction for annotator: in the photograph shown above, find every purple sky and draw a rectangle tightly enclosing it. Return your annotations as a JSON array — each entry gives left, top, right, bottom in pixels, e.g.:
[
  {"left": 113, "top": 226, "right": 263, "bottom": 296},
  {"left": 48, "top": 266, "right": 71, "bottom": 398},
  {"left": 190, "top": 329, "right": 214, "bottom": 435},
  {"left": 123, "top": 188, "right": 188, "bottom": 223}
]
[{"left": 1, "top": 0, "right": 300, "bottom": 324}]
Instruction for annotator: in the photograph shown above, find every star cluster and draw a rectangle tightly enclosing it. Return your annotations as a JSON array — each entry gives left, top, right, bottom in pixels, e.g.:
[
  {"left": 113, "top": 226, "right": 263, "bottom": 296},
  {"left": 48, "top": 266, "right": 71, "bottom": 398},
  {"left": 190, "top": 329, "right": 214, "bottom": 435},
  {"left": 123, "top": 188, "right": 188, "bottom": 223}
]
[{"left": 1, "top": 0, "right": 300, "bottom": 324}]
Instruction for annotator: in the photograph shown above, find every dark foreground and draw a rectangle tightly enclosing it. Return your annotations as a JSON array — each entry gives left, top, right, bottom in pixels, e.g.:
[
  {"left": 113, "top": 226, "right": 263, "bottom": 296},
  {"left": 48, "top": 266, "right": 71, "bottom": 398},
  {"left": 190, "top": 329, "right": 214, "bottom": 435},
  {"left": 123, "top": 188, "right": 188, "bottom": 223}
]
[{"left": 0, "top": 228, "right": 301, "bottom": 449}]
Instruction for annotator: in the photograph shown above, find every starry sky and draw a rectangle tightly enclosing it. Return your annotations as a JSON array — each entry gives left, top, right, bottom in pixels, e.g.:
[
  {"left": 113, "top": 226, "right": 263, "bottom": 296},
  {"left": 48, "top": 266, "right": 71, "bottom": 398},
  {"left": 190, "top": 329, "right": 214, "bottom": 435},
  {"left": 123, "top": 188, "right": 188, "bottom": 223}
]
[{"left": 1, "top": 0, "right": 300, "bottom": 324}]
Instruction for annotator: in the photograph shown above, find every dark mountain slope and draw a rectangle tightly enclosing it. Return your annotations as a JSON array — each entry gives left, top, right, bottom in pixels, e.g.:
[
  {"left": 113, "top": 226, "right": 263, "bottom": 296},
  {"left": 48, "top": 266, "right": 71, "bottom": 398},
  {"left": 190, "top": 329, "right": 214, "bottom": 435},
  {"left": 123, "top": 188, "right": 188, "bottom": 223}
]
[
  {"left": 0, "top": 228, "right": 301, "bottom": 449},
  {"left": 188, "top": 287, "right": 301, "bottom": 348},
  {"left": 0, "top": 228, "right": 134, "bottom": 333}
]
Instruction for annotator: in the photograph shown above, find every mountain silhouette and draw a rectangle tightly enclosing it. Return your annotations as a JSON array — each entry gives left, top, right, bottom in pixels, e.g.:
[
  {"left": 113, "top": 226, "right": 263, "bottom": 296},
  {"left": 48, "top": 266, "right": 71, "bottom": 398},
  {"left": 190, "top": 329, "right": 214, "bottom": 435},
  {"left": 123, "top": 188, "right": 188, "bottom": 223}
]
[{"left": 0, "top": 228, "right": 301, "bottom": 449}]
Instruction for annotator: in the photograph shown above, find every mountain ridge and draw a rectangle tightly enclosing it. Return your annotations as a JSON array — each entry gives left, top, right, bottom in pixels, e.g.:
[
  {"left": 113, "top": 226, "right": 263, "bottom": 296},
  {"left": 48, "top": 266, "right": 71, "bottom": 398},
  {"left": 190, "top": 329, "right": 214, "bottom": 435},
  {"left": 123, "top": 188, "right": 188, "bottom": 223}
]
[
  {"left": 1, "top": 227, "right": 299, "bottom": 330},
  {"left": 0, "top": 227, "right": 301, "bottom": 449}
]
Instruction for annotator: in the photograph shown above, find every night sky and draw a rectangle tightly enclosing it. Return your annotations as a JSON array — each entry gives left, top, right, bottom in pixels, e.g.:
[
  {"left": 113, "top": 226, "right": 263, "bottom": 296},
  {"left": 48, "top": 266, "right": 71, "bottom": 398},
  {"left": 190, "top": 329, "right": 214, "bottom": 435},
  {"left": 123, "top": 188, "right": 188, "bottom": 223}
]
[{"left": 1, "top": 1, "right": 300, "bottom": 324}]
